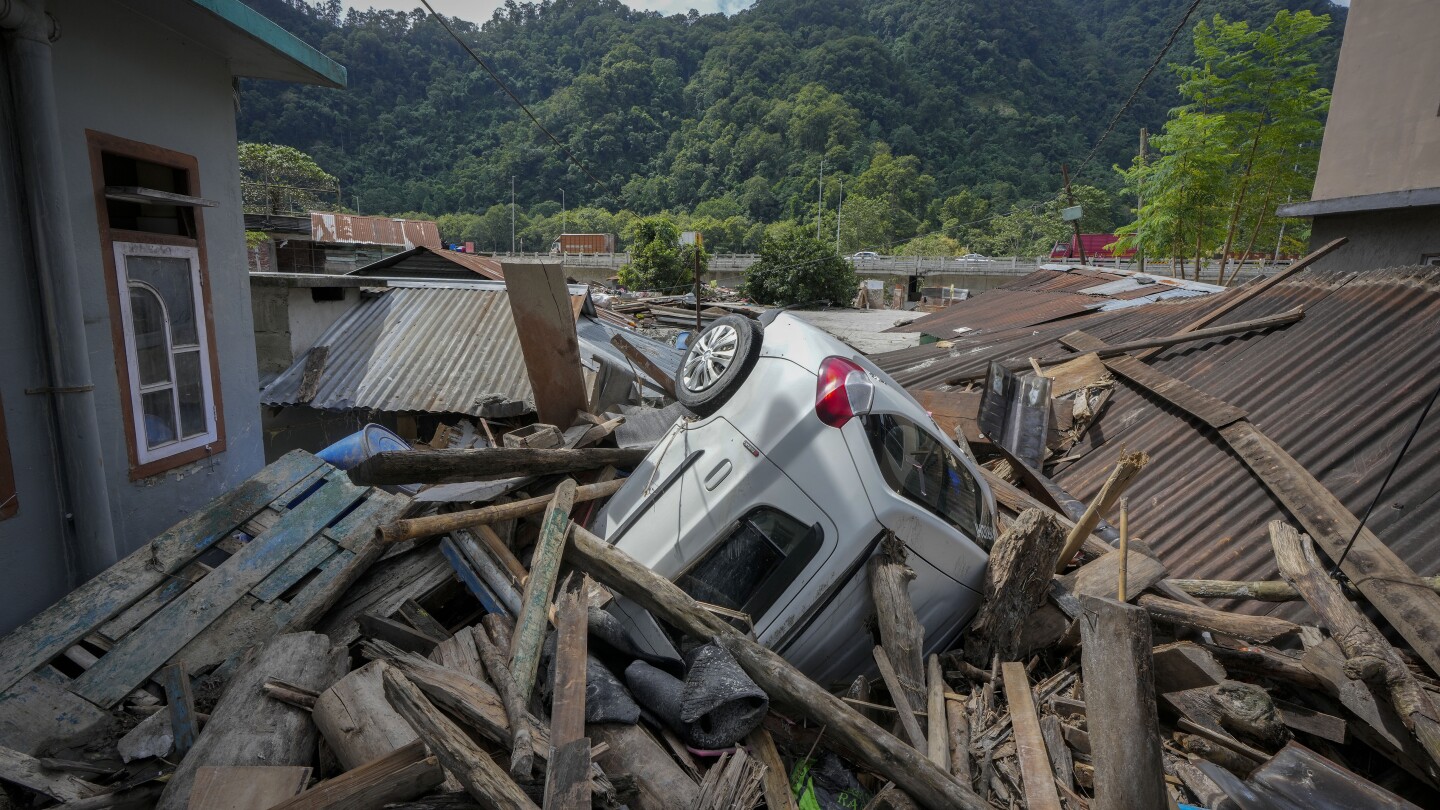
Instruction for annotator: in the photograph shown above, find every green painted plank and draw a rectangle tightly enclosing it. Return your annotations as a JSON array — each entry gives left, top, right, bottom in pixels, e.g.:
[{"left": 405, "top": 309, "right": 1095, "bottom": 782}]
[
  {"left": 250, "top": 537, "right": 339, "bottom": 602},
  {"left": 0, "top": 451, "right": 325, "bottom": 694},
  {"left": 69, "top": 470, "right": 366, "bottom": 708}
]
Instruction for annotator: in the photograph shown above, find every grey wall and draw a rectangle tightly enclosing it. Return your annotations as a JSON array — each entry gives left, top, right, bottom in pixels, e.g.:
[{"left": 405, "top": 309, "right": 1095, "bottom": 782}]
[
  {"left": 1309, "top": 207, "right": 1440, "bottom": 273},
  {"left": 0, "top": 0, "right": 274, "bottom": 631},
  {"left": 252, "top": 286, "right": 358, "bottom": 378}
]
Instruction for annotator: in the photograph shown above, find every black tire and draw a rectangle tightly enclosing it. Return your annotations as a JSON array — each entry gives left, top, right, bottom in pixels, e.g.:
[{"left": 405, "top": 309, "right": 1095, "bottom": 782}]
[{"left": 676, "top": 315, "right": 763, "bottom": 416}]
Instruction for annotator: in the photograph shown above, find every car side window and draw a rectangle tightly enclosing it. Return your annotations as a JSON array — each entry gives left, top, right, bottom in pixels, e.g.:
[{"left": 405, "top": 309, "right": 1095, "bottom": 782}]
[
  {"left": 865, "top": 414, "right": 981, "bottom": 539},
  {"left": 677, "top": 507, "right": 822, "bottom": 623}
]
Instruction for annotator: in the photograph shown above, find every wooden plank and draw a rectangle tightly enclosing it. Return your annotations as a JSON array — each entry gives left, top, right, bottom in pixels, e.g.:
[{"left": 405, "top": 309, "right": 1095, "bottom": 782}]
[
  {"left": 472, "top": 624, "right": 533, "bottom": 779},
  {"left": 98, "top": 562, "right": 209, "bottom": 642},
  {"left": 397, "top": 600, "right": 449, "bottom": 641},
  {"left": 1273, "top": 699, "right": 1347, "bottom": 744},
  {"left": 1075, "top": 329, "right": 1440, "bottom": 676},
  {"left": 267, "top": 741, "right": 443, "bottom": 810},
  {"left": 1051, "top": 549, "right": 1167, "bottom": 618},
  {"left": 251, "top": 537, "right": 340, "bottom": 602},
  {"left": 439, "top": 537, "right": 508, "bottom": 616},
  {"left": 0, "top": 668, "right": 110, "bottom": 755},
  {"left": 380, "top": 665, "right": 539, "bottom": 810},
  {"left": 926, "top": 655, "right": 950, "bottom": 770},
  {"left": 545, "top": 575, "right": 591, "bottom": 809},
  {"left": 1000, "top": 663, "right": 1062, "bottom": 810},
  {"left": 0, "top": 743, "right": 105, "bottom": 802},
  {"left": 747, "top": 727, "right": 795, "bottom": 810},
  {"left": 1066, "top": 331, "right": 1249, "bottom": 428},
  {"left": 503, "top": 260, "right": 588, "bottom": 427},
  {"left": 379, "top": 479, "right": 625, "bottom": 545},
  {"left": 448, "top": 529, "right": 522, "bottom": 613},
  {"left": 429, "top": 626, "right": 485, "bottom": 682},
  {"left": 163, "top": 664, "right": 199, "bottom": 758},
  {"left": 591, "top": 723, "right": 700, "bottom": 810},
  {"left": 1151, "top": 642, "right": 1226, "bottom": 694},
  {"left": 869, "top": 535, "right": 928, "bottom": 727},
  {"left": 964, "top": 509, "right": 1066, "bottom": 665},
  {"left": 1060, "top": 306, "right": 1305, "bottom": 360},
  {"left": 874, "top": 646, "right": 927, "bottom": 751},
  {"left": 71, "top": 472, "right": 367, "bottom": 708},
  {"left": 609, "top": 332, "right": 677, "bottom": 397},
  {"left": 155, "top": 633, "right": 347, "bottom": 810},
  {"left": 1077, "top": 596, "right": 1168, "bottom": 810},
  {"left": 359, "top": 615, "right": 443, "bottom": 656},
  {"left": 349, "top": 447, "right": 648, "bottom": 487},
  {"left": 187, "top": 765, "right": 311, "bottom": 810},
  {"left": 0, "top": 451, "right": 325, "bottom": 694},
  {"left": 509, "top": 479, "right": 577, "bottom": 703}
]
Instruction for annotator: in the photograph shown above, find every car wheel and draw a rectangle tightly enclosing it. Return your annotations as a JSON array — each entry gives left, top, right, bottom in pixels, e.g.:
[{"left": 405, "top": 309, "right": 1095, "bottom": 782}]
[{"left": 676, "top": 315, "right": 762, "bottom": 416}]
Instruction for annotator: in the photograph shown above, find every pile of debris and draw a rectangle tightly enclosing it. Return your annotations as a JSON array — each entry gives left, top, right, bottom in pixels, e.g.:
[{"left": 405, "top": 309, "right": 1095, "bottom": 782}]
[{"left": 602, "top": 291, "right": 765, "bottom": 330}]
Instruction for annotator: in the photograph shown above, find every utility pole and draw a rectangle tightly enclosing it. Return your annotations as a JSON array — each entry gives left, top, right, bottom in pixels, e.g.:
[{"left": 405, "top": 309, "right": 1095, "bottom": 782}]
[
  {"left": 816, "top": 157, "right": 824, "bottom": 240},
  {"left": 1061, "top": 164, "right": 1087, "bottom": 266},
  {"left": 835, "top": 178, "right": 844, "bottom": 254},
  {"left": 560, "top": 188, "right": 566, "bottom": 237},
  {"left": 510, "top": 176, "right": 516, "bottom": 255},
  {"left": 1136, "top": 128, "right": 1148, "bottom": 272}
]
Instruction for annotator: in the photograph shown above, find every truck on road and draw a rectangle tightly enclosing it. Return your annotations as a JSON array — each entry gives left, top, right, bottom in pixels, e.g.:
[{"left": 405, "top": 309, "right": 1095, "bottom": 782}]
[{"left": 550, "top": 233, "right": 617, "bottom": 254}]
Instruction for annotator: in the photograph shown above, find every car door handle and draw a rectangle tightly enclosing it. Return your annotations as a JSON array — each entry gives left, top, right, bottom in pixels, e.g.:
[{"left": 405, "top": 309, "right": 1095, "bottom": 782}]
[{"left": 703, "top": 459, "right": 732, "bottom": 490}]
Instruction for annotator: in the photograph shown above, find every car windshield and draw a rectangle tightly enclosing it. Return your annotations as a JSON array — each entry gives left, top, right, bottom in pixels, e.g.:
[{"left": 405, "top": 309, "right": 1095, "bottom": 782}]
[{"left": 864, "top": 414, "right": 981, "bottom": 538}]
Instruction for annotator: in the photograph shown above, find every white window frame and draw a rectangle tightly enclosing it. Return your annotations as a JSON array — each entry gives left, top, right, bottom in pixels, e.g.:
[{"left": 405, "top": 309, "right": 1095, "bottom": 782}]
[{"left": 112, "top": 241, "right": 218, "bottom": 464}]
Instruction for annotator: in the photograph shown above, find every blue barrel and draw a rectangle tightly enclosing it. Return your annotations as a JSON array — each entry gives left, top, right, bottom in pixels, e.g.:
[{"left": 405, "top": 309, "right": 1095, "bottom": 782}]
[{"left": 317, "top": 423, "right": 410, "bottom": 470}]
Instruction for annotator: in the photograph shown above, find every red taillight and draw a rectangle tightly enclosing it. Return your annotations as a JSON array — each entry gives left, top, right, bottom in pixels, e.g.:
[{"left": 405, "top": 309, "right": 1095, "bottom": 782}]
[{"left": 815, "top": 356, "right": 875, "bottom": 428}]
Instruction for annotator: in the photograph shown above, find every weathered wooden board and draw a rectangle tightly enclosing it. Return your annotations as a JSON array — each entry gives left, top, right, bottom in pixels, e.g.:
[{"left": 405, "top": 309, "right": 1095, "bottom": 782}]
[
  {"left": 0, "top": 667, "right": 110, "bottom": 755},
  {"left": 502, "top": 261, "right": 588, "bottom": 427},
  {"left": 0, "top": 451, "right": 325, "bottom": 694},
  {"left": 0, "top": 743, "right": 104, "bottom": 802},
  {"left": 313, "top": 544, "right": 455, "bottom": 647},
  {"left": 71, "top": 472, "right": 367, "bottom": 708},
  {"left": 267, "top": 741, "right": 443, "bottom": 810},
  {"left": 187, "top": 765, "right": 311, "bottom": 810}
]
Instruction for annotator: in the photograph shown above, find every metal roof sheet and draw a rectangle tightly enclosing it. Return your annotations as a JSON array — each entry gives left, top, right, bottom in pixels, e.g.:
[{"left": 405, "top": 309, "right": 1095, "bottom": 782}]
[
  {"left": 311, "top": 213, "right": 442, "bottom": 249},
  {"left": 259, "top": 286, "right": 681, "bottom": 418},
  {"left": 350, "top": 246, "right": 504, "bottom": 280}
]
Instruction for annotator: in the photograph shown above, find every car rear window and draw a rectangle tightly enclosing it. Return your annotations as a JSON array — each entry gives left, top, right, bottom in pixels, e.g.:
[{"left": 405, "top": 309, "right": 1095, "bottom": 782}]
[
  {"left": 865, "top": 414, "right": 981, "bottom": 538},
  {"left": 676, "top": 507, "right": 822, "bottom": 624}
]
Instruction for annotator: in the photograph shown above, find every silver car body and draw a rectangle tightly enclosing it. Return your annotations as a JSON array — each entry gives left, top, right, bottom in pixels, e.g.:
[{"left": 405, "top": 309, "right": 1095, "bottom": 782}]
[{"left": 598, "top": 313, "right": 995, "bottom": 684}]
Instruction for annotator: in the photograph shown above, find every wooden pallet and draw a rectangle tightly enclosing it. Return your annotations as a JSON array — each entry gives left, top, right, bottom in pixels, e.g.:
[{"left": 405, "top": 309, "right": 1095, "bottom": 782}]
[{"left": 0, "top": 450, "right": 409, "bottom": 742}]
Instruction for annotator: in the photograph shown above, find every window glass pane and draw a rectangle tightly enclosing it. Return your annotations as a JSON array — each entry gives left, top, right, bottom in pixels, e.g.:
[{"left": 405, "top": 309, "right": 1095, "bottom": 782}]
[
  {"left": 678, "top": 508, "right": 812, "bottom": 614},
  {"left": 126, "top": 254, "right": 197, "bottom": 346},
  {"left": 174, "top": 350, "right": 207, "bottom": 438},
  {"left": 867, "top": 415, "right": 980, "bottom": 537},
  {"left": 141, "top": 389, "right": 177, "bottom": 449},
  {"left": 128, "top": 286, "right": 170, "bottom": 386}
]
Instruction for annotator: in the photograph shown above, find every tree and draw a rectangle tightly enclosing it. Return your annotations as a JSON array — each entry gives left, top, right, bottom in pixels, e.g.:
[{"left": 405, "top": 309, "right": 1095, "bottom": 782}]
[
  {"left": 238, "top": 143, "right": 338, "bottom": 214},
  {"left": 742, "top": 223, "right": 856, "bottom": 306},
  {"left": 618, "top": 215, "right": 706, "bottom": 292}
]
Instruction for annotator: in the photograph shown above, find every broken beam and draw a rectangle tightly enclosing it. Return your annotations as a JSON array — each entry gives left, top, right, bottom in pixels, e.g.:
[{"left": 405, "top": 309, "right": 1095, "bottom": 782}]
[{"left": 348, "top": 447, "right": 647, "bottom": 487}]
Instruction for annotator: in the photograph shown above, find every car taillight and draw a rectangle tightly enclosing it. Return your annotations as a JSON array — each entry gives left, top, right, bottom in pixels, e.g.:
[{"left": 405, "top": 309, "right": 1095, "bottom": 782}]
[{"left": 815, "top": 356, "right": 875, "bottom": 428}]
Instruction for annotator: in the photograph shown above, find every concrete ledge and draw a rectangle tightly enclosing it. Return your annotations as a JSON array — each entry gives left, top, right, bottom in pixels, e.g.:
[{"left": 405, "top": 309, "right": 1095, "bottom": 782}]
[{"left": 1278, "top": 187, "right": 1440, "bottom": 218}]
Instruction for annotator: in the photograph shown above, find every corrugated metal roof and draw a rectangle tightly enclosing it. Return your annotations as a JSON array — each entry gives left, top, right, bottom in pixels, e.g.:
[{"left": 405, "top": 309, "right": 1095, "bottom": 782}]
[
  {"left": 260, "top": 286, "right": 681, "bottom": 418},
  {"left": 350, "top": 246, "right": 504, "bottom": 281},
  {"left": 879, "top": 264, "right": 1440, "bottom": 620},
  {"left": 311, "top": 213, "right": 442, "bottom": 249}
]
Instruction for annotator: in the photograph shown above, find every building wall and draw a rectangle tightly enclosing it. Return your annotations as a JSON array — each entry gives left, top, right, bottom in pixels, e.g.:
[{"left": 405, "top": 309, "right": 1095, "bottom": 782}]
[
  {"left": 1311, "top": 0, "right": 1440, "bottom": 200},
  {"left": 0, "top": 0, "right": 273, "bottom": 630},
  {"left": 1309, "top": 207, "right": 1440, "bottom": 273},
  {"left": 251, "top": 285, "right": 360, "bottom": 378}
]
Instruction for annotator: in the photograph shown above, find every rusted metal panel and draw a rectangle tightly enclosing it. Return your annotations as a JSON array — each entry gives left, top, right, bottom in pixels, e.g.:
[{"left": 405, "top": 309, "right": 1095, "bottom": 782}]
[{"left": 311, "top": 213, "right": 442, "bottom": 249}]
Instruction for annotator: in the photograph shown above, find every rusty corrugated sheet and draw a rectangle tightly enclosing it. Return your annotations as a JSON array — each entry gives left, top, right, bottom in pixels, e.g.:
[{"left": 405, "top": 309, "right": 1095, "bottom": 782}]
[
  {"left": 311, "top": 212, "right": 443, "bottom": 249},
  {"left": 884, "top": 264, "right": 1440, "bottom": 620}
]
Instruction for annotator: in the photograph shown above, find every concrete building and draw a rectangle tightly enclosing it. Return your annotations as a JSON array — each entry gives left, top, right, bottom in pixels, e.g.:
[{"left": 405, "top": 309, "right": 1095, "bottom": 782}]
[
  {"left": 1278, "top": 0, "right": 1440, "bottom": 269},
  {"left": 0, "top": 0, "right": 345, "bottom": 632},
  {"left": 245, "top": 211, "right": 444, "bottom": 274}
]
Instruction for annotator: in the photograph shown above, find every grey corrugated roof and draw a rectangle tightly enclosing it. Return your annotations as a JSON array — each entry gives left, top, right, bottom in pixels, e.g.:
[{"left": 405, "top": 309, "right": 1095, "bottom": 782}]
[{"left": 260, "top": 285, "right": 681, "bottom": 418}]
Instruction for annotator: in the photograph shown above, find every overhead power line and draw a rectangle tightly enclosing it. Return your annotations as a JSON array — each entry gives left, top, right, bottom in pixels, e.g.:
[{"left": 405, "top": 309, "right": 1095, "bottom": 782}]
[
  {"left": 1074, "top": 0, "right": 1206, "bottom": 178},
  {"left": 418, "top": 0, "right": 606, "bottom": 189}
]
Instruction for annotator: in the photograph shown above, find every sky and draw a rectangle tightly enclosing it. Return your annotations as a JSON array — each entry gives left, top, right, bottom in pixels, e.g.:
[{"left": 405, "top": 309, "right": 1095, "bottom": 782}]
[{"left": 345, "top": 0, "right": 755, "bottom": 21}]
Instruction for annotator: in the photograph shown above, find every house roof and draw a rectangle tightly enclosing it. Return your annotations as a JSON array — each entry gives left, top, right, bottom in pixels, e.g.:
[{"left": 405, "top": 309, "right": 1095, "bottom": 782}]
[
  {"left": 891, "top": 265, "right": 1224, "bottom": 339},
  {"left": 314, "top": 214, "right": 443, "bottom": 250},
  {"left": 122, "top": 0, "right": 347, "bottom": 88},
  {"left": 350, "top": 245, "right": 503, "bottom": 281},
  {"left": 873, "top": 264, "right": 1440, "bottom": 620},
  {"left": 259, "top": 284, "right": 680, "bottom": 418}
]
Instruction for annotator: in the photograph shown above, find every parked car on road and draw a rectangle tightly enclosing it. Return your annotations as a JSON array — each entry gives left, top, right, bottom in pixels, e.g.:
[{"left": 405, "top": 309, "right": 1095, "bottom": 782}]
[
  {"left": 959, "top": 253, "right": 992, "bottom": 262},
  {"left": 849, "top": 250, "right": 880, "bottom": 262},
  {"left": 597, "top": 313, "right": 997, "bottom": 684}
]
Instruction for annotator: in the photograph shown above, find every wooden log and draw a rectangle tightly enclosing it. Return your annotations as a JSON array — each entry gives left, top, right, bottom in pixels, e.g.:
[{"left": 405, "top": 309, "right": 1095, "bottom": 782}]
[
  {"left": 509, "top": 479, "right": 577, "bottom": 703},
  {"left": 1135, "top": 593, "right": 1301, "bottom": 644},
  {"left": 157, "top": 633, "right": 346, "bottom": 810},
  {"left": 1055, "top": 452, "right": 1148, "bottom": 572},
  {"left": 1270, "top": 521, "right": 1440, "bottom": 780},
  {"left": 312, "top": 661, "right": 420, "bottom": 772},
  {"left": 379, "top": 479, "right": 626, "bottom": 544},
  {"left": 0, "top": 744, "right": 105, "bottom": 802},
  {"left": 964, "top": 509, "right": 1065, "bottom": 666},
  {"left": 874, "top": 646, "right": 928, "bottom": 751},
  {"left": 1210, "top": 680, "right": 1289, "bottom": 749},
  {"left": 1059, "top": 305, "right": 1305, "bottom": 360},
  {"left": 162, "top": 664, "right": 199, "bottom": 758},
  {"left": 380, "top": 665, "right": 538, "bottom": 810},
  {"left": 1038, "top": 714, "right": 1072, "bottom": 792},
  {"left": 358, "top": 614, "right": 443, "bottom": 655},
  {"left": 545, "top": 574, "right": 592, "bottom": 810},
  {"left": 267, "top": 741, "right": 444, "bottom": 810},
  {"left": 1202, "top": 642, "right": 1324, "bottom": 692},
  {"left": 869, "top": 534, "right": 927, "bottom": 726},
  {"left": 1077, "top": 596, "right": 1167, "bottom": 810},
  {"left": 471, "top": 624, "right": 533, "bottom": 779},
  {"left": 349, "top": 448, "right": 646, "bottom": 487},
  {"left": 945, "top": 696, "right": 971, "bottom": 784},
  {"left": 1170, "top": 575, "right": 1440, "bottom": 601},
  {"left": 262, "top": 678, "right": 318, "bottom": 711},
  {"left": 1151, "top": 642, "right": 1226, "bottom": 694},
  {"left": 563, "top": 522, "right": 988, "bottom": 810},
  {"left": 186, "top": 765, "right": 311, "bottom": 809},
  {"left": 747, "top": 727, "right": 796, "bottom": 810},
  {"left": 589, "top": 723, "right": 700, "bottom": 810},
  {"left": 1000, "top": 663, "right": 1062, "bottom": 810},
  {"left": 926, "top": 655, "right": 950, "bottom": 770},
  {"left": 609, "top": 332, "right": 677, "bottom": 397}
]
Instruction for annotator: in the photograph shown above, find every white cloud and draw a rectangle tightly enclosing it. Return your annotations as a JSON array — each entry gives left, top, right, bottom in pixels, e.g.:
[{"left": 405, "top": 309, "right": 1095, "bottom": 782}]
[{"left": 342, "top": 0, "right": 753, "bottom": 22}]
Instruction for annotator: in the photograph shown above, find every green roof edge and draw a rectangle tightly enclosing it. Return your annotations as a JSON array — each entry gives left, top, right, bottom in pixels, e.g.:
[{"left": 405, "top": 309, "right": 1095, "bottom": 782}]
[{"left": 189, "top": 0, "right": 348, "bottom": 88}]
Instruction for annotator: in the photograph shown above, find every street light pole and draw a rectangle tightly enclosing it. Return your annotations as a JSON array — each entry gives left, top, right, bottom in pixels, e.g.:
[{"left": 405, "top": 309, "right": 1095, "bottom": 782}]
[
  {"left": 835, "top": 178, "right": 843, "bottom": 254},
  {"left": 561, "top": 188, "right": 566, "bottom": 238},
  {"left": 510, "top": 176, "right": 516, "bottom": 255}
]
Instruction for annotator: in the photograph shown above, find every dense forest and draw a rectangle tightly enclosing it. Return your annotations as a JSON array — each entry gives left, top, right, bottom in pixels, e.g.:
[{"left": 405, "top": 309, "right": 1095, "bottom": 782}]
[{"left": 238, "top": 0, "right": 1344, "bottom": 254}]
